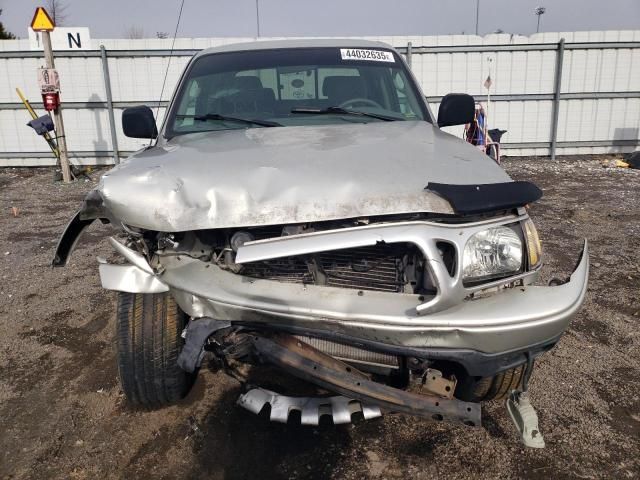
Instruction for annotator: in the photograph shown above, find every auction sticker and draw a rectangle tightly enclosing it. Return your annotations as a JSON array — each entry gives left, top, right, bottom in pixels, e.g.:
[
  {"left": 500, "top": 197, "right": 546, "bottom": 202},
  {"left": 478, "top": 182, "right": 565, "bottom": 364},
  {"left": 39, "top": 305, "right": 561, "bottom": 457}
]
[{"left": 340, "top": 49, "right": 395, "bottom": 63}]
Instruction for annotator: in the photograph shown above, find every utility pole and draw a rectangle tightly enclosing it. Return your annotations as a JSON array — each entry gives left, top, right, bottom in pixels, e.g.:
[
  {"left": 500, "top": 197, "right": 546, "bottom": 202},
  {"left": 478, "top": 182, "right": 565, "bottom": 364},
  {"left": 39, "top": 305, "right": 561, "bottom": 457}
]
[
  {"left": 535, "top": 7, "right": 546, "bottom": 33},
  {"left": 42, "top": 30, "right": 71, "bottom": 182},
  {"left": 31, "top": 7, "right": 72, "bottom": 182},
  {"left": 255, "top": 0, "right": 261, "bottom": 37},
  {"left": 475, "top": 0, "right": 480, "bottom": 35}
]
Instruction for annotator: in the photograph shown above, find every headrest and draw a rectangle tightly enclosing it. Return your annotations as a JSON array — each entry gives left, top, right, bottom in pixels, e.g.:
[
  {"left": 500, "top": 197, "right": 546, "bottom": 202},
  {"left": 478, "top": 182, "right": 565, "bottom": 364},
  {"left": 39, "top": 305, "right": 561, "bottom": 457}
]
[
  {"left": 322, "top": 76, "right": 365, "bottom": 100},
  {"left": 234, "top": 76, "right": 263, "bottom": 90}
]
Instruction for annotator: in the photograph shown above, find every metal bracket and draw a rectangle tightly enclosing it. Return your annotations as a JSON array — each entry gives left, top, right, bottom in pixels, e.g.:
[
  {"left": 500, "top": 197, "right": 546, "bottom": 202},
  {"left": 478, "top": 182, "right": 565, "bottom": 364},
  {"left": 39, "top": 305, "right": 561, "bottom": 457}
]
[{"left": 421, "top": 368, "right": 457, "bottom": 399}]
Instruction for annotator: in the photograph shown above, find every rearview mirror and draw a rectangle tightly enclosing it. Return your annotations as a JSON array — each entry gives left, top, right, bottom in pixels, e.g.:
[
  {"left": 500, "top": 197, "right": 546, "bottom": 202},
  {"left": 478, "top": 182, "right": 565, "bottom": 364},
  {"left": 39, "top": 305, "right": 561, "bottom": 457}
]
[
  {"left": 437, "top": 93, "right": 475, "bottom": 128},
  {"left": 122, "top": 106, "right": 158, "bottom": 139}
]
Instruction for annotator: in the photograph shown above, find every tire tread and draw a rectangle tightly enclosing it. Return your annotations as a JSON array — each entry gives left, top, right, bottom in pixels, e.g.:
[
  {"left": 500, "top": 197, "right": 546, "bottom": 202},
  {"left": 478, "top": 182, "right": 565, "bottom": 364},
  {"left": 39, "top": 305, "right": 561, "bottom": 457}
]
[
  {"left": 456, "top": 365, "right": 526, "bottom": 402},
  {"left": 116, "top": 292, "right": 193, "bottom": 407}
]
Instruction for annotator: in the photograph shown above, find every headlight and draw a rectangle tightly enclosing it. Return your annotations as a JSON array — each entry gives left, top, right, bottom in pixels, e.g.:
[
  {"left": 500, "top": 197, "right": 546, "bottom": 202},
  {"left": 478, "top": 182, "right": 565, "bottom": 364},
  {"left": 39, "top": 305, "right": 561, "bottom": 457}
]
[
  {"left": 463, "top": 226, "right": 523, "bottom": 282},
  {"left": 523, "top": 218, "right": 542, "bottom": 268}
]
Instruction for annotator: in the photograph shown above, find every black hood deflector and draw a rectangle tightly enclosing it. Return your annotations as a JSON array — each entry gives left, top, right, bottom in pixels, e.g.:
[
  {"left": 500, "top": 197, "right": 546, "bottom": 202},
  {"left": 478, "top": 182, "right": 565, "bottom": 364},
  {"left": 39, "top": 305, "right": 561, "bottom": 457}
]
[{"left": 425, "top": 181, "right": 543, "bottom": 215}]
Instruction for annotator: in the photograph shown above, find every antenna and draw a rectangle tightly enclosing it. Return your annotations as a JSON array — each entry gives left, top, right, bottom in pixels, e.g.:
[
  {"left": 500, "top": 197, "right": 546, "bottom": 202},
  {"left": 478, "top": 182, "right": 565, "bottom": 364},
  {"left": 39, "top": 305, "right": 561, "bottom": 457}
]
[{"left": 152, "top": 0, "right": 186, "bottom": 144}]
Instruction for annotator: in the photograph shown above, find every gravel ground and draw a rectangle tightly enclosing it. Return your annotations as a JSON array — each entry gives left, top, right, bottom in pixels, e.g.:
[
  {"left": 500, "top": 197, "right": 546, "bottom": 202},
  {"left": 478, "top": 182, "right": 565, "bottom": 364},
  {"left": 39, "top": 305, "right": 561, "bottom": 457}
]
[{"left": 0, "top": 157, "right": 639, "bottom": 479}]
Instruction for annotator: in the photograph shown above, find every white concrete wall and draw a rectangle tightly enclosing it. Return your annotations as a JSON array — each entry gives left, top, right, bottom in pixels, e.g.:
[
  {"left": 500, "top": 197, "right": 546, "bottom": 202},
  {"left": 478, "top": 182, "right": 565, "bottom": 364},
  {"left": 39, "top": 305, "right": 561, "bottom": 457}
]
[{"left": 0, "top": 31, "right": 639, "bottom": 166}]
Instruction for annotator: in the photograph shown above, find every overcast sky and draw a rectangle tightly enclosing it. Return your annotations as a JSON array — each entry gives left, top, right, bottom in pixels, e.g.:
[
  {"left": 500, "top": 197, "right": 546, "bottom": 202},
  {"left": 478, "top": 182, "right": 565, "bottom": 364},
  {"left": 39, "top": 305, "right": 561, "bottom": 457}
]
[{"left": 2, "top": 0, "right": 639, "bottom": 39}]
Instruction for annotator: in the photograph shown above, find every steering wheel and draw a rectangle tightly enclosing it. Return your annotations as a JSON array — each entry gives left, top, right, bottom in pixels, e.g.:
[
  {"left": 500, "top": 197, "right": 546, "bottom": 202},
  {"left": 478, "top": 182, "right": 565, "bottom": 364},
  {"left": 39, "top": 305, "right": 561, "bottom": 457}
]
[{"left": 339, "top": 98, "right": 384, "bottom": 110}]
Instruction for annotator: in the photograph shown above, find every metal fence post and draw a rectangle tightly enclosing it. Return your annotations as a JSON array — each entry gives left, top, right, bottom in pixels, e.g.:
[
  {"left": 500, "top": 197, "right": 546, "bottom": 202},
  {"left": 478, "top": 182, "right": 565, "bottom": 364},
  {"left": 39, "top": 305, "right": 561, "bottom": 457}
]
[
  {"left": 406, "top": 41, "right": 413, "bottom": 68},
  {"left": 100, "top": 45, "right": 120, "bottom": 165},
  {"left": 550, "top": 38, "right": 565, "bottom": 160}
]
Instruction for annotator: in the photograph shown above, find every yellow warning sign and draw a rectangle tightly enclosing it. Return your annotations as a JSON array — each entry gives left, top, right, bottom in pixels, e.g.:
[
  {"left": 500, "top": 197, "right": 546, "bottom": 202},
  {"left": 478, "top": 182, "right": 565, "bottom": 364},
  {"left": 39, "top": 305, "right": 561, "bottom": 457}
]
[{"left": 30, "top": 7, "right": 55, "bottom": 32}]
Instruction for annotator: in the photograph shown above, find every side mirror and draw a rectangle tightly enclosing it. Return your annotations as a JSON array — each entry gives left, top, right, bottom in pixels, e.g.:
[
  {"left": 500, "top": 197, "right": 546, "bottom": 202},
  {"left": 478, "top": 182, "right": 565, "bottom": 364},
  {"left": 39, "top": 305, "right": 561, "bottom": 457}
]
[
  {"left": 437, "top": 93, "right": 475, "bottom": 128},
  {"left": 122, "top": 106, "right": 158, "bottom": 139}
]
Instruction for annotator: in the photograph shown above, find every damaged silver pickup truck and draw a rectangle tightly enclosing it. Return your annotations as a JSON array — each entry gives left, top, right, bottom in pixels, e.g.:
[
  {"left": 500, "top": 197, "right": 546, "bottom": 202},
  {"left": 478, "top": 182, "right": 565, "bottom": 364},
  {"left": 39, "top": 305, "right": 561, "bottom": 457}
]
[{"left": 54, "top": 39, "right": 588, "bottom": 447}]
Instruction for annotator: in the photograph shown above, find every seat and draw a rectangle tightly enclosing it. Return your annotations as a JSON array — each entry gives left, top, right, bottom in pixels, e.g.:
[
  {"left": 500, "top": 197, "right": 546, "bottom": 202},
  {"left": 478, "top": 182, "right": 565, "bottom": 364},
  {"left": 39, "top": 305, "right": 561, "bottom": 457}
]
[
  {"left": 208, "top": 88, "right": 276, "bottom": 116},
  {"left": 230, "top": 76, "right": 275, "bottom": 114},
  {"left": 322, "top": 76, "right": 366, "bottom": 105},
  {"left": 198, "top": 75, "right": 276, "bottom": 117},
  {"left": 233, "top": 76, "right": 263, "bottom": 90}
]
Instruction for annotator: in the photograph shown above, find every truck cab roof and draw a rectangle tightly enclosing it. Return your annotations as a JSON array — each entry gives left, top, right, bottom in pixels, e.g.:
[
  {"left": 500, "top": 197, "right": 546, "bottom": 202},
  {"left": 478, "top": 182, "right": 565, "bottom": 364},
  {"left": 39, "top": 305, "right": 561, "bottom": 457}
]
[{"left": 194, "top": 38, "right": 395, "bottom": 58}]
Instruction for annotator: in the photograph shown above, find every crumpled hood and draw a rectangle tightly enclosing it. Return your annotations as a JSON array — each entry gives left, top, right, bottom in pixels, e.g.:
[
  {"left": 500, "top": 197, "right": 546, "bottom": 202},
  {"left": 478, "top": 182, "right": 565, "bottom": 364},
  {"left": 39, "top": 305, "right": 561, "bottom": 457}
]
[{"left": 99, "top": 121, "right": 511, "bottom": 231}]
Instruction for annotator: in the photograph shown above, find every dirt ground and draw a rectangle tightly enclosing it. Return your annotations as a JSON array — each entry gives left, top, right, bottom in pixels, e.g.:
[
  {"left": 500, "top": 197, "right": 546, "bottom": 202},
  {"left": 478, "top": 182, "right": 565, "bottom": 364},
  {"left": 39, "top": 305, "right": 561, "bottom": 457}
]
[{"left": 0, "top": 156, "right": 639, "bottom": 479}]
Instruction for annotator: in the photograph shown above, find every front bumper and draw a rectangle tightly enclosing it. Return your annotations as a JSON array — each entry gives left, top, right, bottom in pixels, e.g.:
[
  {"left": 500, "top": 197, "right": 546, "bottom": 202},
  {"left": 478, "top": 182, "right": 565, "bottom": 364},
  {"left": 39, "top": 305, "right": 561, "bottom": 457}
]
[{"left": 98, "top": 226, "right": 589, "bottom": 357}]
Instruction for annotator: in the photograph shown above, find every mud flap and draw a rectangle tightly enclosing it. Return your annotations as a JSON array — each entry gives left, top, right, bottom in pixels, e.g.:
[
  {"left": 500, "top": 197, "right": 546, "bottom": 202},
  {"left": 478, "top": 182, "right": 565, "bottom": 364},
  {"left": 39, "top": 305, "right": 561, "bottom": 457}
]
[
  {"left": 177, "top": 318, "right": 231, "bottom": 372},
  {"left": 52, "top": 211, "right": 96, "bottom": 267},
  {"left": 52, "top": 189, "right": 115, "bottom": 267}
]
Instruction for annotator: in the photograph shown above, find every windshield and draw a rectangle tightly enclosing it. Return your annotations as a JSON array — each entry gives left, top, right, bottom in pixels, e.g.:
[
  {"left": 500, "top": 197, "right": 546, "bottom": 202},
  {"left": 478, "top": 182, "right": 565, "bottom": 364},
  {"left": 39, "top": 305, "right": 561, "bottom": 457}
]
[{"left": 166, "top": 47, "right": 429, "bottom": 137}]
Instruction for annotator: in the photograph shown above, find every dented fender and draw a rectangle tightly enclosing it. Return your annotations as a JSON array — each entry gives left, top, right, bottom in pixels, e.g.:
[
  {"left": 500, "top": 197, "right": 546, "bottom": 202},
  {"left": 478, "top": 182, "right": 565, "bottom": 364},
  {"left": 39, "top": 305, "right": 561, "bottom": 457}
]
[{"left": 97, "top": 238, "right": 169, "bottom": 293}]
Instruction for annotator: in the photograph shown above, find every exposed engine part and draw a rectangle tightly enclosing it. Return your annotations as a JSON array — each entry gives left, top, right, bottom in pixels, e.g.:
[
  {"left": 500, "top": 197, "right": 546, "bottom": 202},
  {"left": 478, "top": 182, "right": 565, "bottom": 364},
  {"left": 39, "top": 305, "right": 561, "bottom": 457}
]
[
  {"left": 121, "top": 222, "right": 145, "bottom": 238},
  {"left": 155, "top": 223, "right": 450, "bottom": 295},
  {"left": 230, "top": 231, "right": 255, "bottom": 251},
  {"left": 221, "top": 231, "right": 255, "bottom": 273},
  {"left": 157, "top": 233, "right": 179, "bottom": 250},
  {"left": 156, "top": 232, "right": 215, "bottom": 263},
  {"left": 282, "top": 225, "right": 314, "bottom": 236},
  {"left": 240, "top": 243, "right": 434, "bottom": 294},
  {"left": 223, "top": 249, "right": 241, "bottom": 273},
  {"left": 252, "top": 334, "right": 481, "bottom": 426},
  {"left": 293, "top": 335, "right": 400, "bottom": 371},
  {"left": 211, "top": 330, "right": 255, "bottom": 361},
  {"left": 237, "top": 387, "right": 382, "bottom": 425}
]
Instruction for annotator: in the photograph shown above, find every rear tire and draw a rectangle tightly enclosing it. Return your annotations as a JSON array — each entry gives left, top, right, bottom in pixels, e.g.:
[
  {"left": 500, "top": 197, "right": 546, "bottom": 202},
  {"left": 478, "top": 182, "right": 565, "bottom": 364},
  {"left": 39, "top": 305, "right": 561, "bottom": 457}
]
[
  {"left": 456, "top": 365, "right": 526, "bottom": 402},
  {"left": 116, "top": 291, "right": 195, "bottom": 407}
]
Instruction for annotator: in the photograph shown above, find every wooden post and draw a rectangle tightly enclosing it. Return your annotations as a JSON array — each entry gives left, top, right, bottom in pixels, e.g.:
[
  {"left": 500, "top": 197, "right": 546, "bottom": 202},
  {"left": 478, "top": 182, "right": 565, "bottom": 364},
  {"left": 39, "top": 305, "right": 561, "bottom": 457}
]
[{"left": 42, "top": 31, "right": 72, "bottom": 183}]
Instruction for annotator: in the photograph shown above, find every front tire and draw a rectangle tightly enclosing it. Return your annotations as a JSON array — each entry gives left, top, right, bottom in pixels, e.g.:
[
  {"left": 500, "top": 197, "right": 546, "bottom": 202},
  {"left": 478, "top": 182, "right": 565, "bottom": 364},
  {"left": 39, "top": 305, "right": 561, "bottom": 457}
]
[
  {"left": 116, "top": 291, "right": 195, "bottom": 407},
  {"left": 456, "top": 365, "right": 526, "bottom": 402}
]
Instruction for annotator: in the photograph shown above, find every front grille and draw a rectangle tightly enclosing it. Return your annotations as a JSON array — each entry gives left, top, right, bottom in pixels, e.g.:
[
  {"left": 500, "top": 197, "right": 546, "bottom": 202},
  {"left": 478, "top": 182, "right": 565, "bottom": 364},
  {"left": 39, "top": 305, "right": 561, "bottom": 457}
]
[
  {"left": 241, "top": 243, "right": 424, "bottom": 293},
  {"left": 320, "top": 246, "right": 403, "bottom": 292},
  {"left": 241, "top": 257, "right": 313, "bottom": 283}
]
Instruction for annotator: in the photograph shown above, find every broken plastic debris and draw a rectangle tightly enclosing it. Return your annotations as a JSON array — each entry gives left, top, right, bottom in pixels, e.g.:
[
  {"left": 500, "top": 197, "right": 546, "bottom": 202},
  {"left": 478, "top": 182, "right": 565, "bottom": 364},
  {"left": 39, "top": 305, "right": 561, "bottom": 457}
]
[
  {"left": 507, "top": 391, "right": 545, "bottom": 448},
  {"left": 238, "top": 387, "right": 382, "bottom": 425}
]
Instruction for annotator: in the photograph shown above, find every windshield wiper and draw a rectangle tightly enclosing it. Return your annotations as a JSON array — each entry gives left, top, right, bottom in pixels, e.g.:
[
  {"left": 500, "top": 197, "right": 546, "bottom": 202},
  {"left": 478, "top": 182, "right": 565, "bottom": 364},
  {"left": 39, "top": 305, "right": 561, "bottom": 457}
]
[
  {"left": 290, "top": 106, "right": 399, "bottom": 122},
  {"left": 177, "top": 113, "right": 281, "bottom": 127}
]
